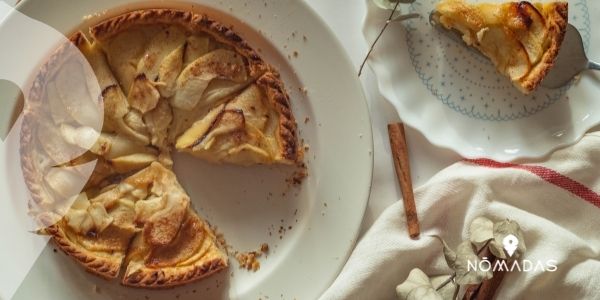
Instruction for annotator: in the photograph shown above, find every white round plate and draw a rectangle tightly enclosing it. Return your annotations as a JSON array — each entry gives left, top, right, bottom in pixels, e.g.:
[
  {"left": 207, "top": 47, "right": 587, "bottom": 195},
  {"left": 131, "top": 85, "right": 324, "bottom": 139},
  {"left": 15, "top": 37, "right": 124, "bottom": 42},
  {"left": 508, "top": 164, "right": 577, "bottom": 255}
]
[
  {"left": 7, "top": 1, "right": 373, "bottom": 299},
  {"left": 364, "top": 0, "right": 600, "bottom": 161}
]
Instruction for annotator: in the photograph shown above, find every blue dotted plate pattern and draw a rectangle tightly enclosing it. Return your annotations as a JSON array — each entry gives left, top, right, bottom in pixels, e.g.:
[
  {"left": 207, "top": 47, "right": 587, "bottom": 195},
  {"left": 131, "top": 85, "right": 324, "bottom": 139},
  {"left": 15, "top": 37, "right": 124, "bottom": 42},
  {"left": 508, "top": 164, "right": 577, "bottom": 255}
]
[{"left": 405, "top": 0, "right": 591, "bottom": 121}]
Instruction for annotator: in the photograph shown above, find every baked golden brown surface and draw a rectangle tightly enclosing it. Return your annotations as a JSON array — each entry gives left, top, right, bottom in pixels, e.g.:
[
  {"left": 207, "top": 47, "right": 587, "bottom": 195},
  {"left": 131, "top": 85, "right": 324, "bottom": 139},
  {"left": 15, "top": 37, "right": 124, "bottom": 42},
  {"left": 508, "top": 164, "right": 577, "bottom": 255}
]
[
  {"left": 21, "top": 8, "right": 302, "bottom": 288},
  {"left": 435, "top": 0, "right": 568, "bottom": 94}
]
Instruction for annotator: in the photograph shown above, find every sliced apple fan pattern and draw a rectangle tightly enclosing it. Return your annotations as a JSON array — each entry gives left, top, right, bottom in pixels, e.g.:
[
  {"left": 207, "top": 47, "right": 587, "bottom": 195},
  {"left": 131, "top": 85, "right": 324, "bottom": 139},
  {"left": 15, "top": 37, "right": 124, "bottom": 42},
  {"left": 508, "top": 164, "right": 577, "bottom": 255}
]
[
  {"left": 19, "top": 20, "right": 296, "bottom": 287},
  {"left": 25, "top": 23, "right": 291, "bottom": 222}
]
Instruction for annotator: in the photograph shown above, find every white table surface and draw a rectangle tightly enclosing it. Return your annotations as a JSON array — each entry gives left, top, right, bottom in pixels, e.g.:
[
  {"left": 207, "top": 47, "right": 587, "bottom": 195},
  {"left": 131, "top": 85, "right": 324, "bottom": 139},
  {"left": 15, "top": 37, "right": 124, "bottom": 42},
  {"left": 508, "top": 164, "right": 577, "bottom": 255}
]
[{"left": 303, "top": 0, "right": 461, "bottom": 235}]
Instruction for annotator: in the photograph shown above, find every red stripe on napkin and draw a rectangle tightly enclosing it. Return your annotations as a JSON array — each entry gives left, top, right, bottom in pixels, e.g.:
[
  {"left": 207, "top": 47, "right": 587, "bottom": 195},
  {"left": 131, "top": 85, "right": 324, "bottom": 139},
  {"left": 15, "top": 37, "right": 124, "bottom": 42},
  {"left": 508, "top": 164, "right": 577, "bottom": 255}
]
[{"left": 466, "top": 158, "right": 600, "bottom": 208}]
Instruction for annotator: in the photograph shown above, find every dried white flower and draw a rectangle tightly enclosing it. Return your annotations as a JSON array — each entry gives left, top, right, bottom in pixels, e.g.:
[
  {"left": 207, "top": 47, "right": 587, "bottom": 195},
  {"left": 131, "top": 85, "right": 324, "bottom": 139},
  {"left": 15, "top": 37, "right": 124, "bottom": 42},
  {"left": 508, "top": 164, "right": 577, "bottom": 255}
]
[
  {"left": 469, "top": 217, "right": 526, "bottom": 259},
  {"left": 396, "top": 268, "right": 456, "bottom": 300}
]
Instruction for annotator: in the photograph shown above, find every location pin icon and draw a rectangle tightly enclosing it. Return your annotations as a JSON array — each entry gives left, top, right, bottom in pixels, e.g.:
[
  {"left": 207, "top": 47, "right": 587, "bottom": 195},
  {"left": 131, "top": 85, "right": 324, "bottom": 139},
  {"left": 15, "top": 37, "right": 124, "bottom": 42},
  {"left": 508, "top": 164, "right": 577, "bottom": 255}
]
[{"left": 503, "top": 234, "right": 519, "bottom": 257}]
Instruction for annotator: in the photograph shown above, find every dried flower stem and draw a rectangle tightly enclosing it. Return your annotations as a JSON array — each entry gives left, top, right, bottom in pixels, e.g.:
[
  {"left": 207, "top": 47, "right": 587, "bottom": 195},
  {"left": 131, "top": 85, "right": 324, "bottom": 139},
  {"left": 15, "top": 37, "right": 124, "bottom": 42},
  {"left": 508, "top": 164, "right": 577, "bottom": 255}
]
[
  {"left": 435, "top": 240, "right": 492, "bottom": 292},
  {"left": 435, "top": 273, "right": 456, "bottom": 292},
  {"left": 358, "top": 1, "right": 401, "bottom": 76}
]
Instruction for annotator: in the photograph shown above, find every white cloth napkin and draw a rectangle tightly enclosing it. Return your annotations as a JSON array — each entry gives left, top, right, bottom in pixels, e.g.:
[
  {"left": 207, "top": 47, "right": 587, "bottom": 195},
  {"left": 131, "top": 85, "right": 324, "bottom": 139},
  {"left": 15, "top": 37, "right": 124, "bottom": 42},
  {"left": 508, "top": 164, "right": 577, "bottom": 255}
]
[{"left": 320, "top": 132, "right": 600, "bottom": 300}]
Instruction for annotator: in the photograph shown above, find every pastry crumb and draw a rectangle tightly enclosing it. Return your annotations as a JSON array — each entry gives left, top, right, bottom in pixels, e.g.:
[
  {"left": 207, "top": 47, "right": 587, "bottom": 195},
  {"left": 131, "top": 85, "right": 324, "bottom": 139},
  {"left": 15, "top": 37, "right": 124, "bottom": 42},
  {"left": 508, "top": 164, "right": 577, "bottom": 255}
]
[
  {"left": 82, "top": 11, "right": 107, "bottom": 21},
  {"left": 293, "top": 51, "right": 299, "bottom": 58},
  {"left": 286, "top": 163, "right": 308, "bottom": 185},
  {"left": 235, "top": 243, "right": 270, "bottom": 272},
  {"left": 304, "top": 117, "right": 310, "bottom": 124},
  {"left": 261, "top": 243, "right": 269, "bottom": 253}
]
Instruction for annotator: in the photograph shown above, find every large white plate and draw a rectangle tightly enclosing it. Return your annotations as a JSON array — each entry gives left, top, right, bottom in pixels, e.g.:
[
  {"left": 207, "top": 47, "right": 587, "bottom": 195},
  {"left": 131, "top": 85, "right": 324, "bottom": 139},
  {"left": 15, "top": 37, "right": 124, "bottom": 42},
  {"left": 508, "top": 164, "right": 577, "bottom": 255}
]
[
  {"left": 6, "top": 0, "right": 373, "bottom": 299},
  {"left": 364, "top": 0, "right": 600, "bottom": 161}
]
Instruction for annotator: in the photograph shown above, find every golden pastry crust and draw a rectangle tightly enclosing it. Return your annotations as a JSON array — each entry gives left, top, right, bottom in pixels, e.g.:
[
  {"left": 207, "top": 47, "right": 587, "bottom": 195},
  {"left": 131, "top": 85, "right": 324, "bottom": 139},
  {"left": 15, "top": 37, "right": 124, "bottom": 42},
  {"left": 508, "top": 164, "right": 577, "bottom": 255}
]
[
  {"left": 90, "top": 9, "right": 268, "bottom": 79},
  {"left": 122, "top": 258, "right": 227, "bottom": 288},
  {"left": 256, "top": 72, "right": 300, "bottom": 163},
  {"left": 44, "top": 221, "right": 123, "bottom": 279},
  {"left": 517, "top": 3, "right": 568, "bottom": 92}
]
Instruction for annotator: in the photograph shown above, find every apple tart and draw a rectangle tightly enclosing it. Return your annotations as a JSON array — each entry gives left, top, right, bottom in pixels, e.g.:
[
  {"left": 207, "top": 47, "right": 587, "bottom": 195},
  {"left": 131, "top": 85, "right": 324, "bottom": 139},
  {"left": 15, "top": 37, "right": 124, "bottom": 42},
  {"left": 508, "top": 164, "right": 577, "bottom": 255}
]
[
  {"left": 21, "top": 9, "right": 301, "bottom": 288},
  {"left": 434, "top": 0, "right": 568, "bottom": 94}
]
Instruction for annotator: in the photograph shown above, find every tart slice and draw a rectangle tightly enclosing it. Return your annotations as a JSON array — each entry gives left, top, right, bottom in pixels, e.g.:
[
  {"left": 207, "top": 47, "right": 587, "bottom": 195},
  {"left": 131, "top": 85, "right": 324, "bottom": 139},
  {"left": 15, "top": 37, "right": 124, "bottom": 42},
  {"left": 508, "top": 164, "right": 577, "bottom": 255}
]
[
  {"left": 117, "top": 162, "right": 228, "bottom": 288},
  {"left": 45, "top": 163, "right": 228, "bottom": 285},
  {"left": 122, "top": 208, "right": 227, "bottom": 287},
  {"left": 434, "top": 0, "right": 568, "bottom": 93}
]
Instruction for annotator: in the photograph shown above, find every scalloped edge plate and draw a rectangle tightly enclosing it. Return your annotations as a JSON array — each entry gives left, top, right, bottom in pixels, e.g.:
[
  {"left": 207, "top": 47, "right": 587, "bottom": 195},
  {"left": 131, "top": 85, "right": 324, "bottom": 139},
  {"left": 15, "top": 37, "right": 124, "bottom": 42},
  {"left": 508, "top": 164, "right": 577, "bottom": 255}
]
[{"left": 363, "top": 0, "right": 600, "bottom": 161}]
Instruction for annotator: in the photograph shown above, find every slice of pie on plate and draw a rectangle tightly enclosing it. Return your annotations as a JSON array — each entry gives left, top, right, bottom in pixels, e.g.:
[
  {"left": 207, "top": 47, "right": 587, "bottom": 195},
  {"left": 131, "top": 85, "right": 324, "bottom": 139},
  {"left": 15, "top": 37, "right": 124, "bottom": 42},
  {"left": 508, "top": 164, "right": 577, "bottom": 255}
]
[
  {"left": 123, "top": 207, "right": 227, "bottom": 287},
  {"left": 21, "top": 8, "right": 302, "bottom": 288},
  {"left": 434, "top": 0, "right": 568, "bottom": 94},
  {"left": 43, "top": 163, "right": 228, "bottom": 285}
]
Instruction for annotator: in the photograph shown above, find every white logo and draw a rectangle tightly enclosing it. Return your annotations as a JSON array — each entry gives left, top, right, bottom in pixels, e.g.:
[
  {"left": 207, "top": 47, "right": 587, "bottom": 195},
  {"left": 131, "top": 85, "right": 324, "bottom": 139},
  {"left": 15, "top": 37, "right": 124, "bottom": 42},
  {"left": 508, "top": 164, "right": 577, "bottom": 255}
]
[
  {"left": 503, "top": 234, "right": 519, "bottom": 257},
  {"left": 468, "top": 235, "right": 557, "bottom": 274}
]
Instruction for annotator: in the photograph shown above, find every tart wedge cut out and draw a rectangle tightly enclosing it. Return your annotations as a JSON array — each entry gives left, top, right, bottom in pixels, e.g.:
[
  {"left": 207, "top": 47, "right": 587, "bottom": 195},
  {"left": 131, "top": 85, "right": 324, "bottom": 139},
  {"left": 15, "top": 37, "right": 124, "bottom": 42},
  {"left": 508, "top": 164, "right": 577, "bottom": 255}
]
[{"left": 434, "top": 0, "right": 568, "bottom": 93}]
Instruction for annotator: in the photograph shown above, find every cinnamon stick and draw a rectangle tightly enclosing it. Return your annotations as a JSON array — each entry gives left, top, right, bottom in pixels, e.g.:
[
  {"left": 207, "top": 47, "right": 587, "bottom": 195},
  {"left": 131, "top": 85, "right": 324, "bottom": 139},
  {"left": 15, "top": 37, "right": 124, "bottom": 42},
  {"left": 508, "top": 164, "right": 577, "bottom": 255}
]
[
  {"left": 462, "top": 248, "right": 508, "bottom": 300},
  {"left": 476, "top": 269, "right": 507, "bottom": 300},
  {"left": 387, "top": 123, "right": 420, "bottom": 239}
]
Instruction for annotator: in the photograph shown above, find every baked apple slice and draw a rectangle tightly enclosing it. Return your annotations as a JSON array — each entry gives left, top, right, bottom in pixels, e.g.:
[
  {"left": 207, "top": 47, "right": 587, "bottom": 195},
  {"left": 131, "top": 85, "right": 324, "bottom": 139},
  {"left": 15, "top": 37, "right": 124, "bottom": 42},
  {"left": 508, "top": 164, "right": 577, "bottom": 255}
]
[
  {"left": 435, "top": 0, "right": 567, "bottom": 93},
  {"left": 509, "top": 2, "right": 548, "bottom": 65},
  {"left": 176, "top": 75, "right": 299, "bottom": 165}
]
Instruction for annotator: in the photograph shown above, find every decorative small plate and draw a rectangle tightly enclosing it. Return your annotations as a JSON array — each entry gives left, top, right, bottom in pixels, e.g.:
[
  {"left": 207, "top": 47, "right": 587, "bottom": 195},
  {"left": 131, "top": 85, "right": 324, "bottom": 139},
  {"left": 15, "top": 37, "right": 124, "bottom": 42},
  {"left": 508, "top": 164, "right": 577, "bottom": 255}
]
[{"left": 364, "top": 0, "right": 600, "bottom": 161}]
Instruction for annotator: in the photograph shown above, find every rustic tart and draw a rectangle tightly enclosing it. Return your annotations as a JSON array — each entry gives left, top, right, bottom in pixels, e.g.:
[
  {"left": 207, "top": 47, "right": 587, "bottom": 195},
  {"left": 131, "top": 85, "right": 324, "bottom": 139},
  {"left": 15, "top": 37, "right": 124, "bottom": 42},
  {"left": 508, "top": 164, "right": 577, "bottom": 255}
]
[
  {"left": 20, "top": 9, "right": 301, "bottom": 288},
  {"left": 434, "top": 0, "right": 568, "bottom": 94}
]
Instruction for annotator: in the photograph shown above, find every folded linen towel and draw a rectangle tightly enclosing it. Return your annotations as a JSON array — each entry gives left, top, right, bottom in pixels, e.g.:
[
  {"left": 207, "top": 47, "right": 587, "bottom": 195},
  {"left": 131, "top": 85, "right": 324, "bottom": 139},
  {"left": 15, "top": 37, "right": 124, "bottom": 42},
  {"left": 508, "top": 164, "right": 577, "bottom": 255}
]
[{"left": 321, "top": 133, "right": 600, "bottom": 300}]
